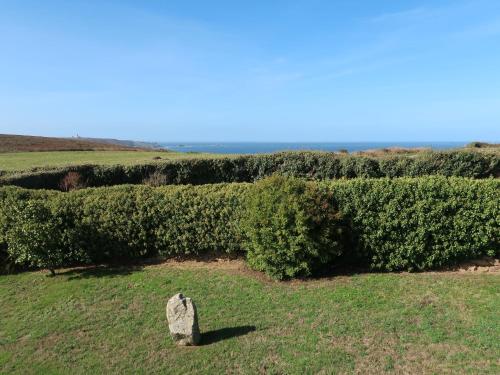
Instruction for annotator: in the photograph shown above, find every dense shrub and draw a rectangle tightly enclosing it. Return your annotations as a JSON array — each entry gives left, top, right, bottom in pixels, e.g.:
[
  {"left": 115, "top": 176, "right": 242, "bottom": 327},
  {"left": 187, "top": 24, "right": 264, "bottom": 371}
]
[
  {"left": 0, "top": 186, "right": 54, "bottom": 251},
  {"left": 1, "top": 150, "right": 497, "bottom": 190},
  {"left": 326, "top": 177, "right": 500, "bottom": 271},
  {"left": 0, "top": 184, "right": 249, "bottom": 273},
  {"left": 242, "top": 176, "right": 346, "bottom": 280},
  {"left": 64, "top": 184, "right": 248, "bottom": 261},
  {"left": 5, "top": 200, "right": 86, "bottom": 275},
  {"left": 0, "top": 177, "right": 498, "bottom": 277}
]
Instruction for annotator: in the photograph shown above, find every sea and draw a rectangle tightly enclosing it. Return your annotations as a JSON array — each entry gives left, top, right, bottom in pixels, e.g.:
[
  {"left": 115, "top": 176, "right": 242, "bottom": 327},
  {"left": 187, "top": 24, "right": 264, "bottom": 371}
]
[{"left": 159, "top": 142, "right": 466, "bottom": 154}]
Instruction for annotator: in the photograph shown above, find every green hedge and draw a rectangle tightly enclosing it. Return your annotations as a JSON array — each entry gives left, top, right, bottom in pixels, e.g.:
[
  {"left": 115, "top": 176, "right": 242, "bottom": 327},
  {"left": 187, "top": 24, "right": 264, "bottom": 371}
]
[
  {"left": 1, "top": 150, "right": 498, "bottom": 190},
  {"left": 1, "top": 177, "right": 498, "bottom": 277},
  {"left": 0, "top": 184, "right": 249, "bottom": 271},
  {"left": 325, "top": 177, "right": 499, "bottom": 271}
]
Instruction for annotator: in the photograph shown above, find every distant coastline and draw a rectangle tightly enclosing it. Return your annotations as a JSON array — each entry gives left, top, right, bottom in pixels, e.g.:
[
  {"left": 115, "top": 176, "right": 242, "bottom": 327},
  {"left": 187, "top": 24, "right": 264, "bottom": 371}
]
[{"left": 160, "top": 141, "right": 467, "bottom": 154}]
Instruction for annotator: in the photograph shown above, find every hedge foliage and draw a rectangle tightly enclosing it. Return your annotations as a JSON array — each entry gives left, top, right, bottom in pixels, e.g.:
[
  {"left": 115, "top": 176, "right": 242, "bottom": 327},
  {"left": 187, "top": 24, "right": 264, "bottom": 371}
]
[
  {"left": 325, "top": 177, "right": 499, "bottom": 271},
  {"left": 1, "top": 150, "right": 498, "bottom": 190},
  {"left": 4, "top": 201, "right": 86, "bottom": 276},
  {"left": 0, "top": 184, "right": 248, "bottom": 273},
  {"left": 242, "top": 176, "right": 346, "bottom": 279},
  {"left": 1, "top": 176, "right": 498, "bottom": 278}
]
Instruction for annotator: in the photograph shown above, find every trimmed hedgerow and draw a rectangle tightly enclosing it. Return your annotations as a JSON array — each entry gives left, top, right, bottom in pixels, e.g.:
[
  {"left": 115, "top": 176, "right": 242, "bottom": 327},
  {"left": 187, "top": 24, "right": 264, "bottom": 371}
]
[
  {"left": 325, "top": 177, "right": 499, "bottom": 271},
  {"left": 242, "top": 176, "right": 347, "bottom": 280},
  {"left": 0, "top": 184, "right": 249, "bottom": 273},
  {"left": 63, "top": 183, "right": 249, "bottom": 261},
  {"left": 378, "top": 151, "right": 499, "bottom": 178},
  {"left": 0, "top": 177, "right": 498, "bottom": 277},
  {"left": 0, "top": 150, "right": 498, "bottom": 190}
]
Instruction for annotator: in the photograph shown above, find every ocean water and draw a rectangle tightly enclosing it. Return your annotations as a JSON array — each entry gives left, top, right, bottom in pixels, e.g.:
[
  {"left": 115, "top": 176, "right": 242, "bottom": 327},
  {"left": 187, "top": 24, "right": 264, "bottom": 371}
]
[{"left": 160, "top": 142, "right": 466, "bottom": 154}]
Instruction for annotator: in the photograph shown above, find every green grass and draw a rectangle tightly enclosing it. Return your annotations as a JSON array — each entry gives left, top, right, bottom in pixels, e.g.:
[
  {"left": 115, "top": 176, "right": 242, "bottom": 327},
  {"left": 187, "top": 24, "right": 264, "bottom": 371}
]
[
  {"left": 1, "top": 263, "right": 499, "bottom": 374},
  {"left": 0, "top": 151, "right": 229, "bottom": 172}
]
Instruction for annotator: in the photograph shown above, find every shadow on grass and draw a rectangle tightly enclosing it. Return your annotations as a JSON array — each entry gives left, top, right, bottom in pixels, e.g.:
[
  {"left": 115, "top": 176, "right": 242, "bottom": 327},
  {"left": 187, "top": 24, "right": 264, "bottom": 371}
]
[
  {"left": 59, "top": 265, "right": 144, "bottom": 280},
  {"left": 201, "top": 325, "right": 256, "bottom": 345},
  {"left": 308, "top": 265, "right": 371, "bottom": 280}
]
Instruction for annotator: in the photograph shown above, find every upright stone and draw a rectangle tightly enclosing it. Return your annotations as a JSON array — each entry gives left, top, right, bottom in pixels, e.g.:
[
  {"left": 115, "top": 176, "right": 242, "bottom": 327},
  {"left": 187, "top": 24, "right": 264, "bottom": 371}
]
[{"left": 166, "top": 293, "right": 201, "bottom": 346}]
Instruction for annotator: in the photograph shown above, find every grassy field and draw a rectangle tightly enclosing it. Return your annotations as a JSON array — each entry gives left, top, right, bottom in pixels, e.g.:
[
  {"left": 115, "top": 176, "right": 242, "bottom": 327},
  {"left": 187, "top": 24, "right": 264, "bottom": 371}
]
[
  {"left": 1, "top": 261, "right": 498, "bottom": 374},
  {"left": 0, "top": 150, "right": 227, "bottom": 172},
  {"left": 0, "top": 134, "right": 227, "bottom": 172}
]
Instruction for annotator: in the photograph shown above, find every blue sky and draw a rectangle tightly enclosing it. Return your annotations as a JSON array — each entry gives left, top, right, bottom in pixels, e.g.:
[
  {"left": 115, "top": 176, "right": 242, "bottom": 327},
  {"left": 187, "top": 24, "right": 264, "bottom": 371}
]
[{"left": 1, "top": 0, "right": 499, "bottom": 142}]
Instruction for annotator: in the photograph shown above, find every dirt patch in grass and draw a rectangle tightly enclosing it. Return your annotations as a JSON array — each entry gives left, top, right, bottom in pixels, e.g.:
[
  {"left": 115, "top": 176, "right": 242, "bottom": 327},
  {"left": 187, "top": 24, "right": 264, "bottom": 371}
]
[
  {"left": 160, "top": 257, "right": 246, "bottom": 271},
  {"left": 159, "top": 258, "right": 275, "bottom": 283},
  {"left": 453, "top": 257, "right": 500, "bottom": 273},
  {"left": 54, "top": 256, "right": 500, "bottom": 286},
  {"left": 425, "top": 257, "right": 500, "bottom": 275},
  {"left": 158, "top": 256, "right": 500, "bottom": 280}
]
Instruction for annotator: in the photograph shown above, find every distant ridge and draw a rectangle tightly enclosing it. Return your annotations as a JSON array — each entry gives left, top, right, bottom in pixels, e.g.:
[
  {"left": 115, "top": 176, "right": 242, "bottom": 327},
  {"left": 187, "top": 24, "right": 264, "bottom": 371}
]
[
  {"left": 72, "top": 136, "right": 165, "bottom": 150},
  {"left": 0, "top": 134, "right": 167, "bottom": 152}
]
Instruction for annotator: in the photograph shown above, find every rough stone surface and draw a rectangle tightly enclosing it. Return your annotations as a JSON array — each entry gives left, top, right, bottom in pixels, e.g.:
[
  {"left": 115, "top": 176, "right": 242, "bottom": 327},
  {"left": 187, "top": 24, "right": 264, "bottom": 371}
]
[{"left": 166, "top": 293, "right": 201, "bottom": 346}]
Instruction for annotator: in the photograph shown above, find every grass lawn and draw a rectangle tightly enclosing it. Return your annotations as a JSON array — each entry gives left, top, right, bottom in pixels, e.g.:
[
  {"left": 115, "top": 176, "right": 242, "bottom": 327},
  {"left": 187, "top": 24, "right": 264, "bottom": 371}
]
[
  {"left": 0, "top": 151, "right": 228, "bottom": 172},
  {"left": 0, "top": 261, "right": 498, "bottom": 374}
]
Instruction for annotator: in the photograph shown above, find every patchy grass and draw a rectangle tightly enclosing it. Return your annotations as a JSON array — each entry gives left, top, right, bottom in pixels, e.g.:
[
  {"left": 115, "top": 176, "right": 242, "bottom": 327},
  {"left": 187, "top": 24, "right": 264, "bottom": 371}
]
[
  {"left": 0, "top": 150, "right": 228, "bottom": 172},
  {"left": 1, "top": 262, "right": 498, "bottom": 374}
]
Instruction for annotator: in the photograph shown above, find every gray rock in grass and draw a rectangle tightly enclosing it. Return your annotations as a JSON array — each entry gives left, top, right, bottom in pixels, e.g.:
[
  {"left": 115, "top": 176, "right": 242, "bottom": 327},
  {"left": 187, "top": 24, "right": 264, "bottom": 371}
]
[{"left": 166, "top": 293, "right": 201, "bottom": 346}]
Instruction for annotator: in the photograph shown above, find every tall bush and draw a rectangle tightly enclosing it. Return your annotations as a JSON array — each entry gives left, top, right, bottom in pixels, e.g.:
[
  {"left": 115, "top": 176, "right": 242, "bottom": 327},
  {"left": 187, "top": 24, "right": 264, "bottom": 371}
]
[{"left": 242, "top": 176, "right": 346, "bottom": 280}]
